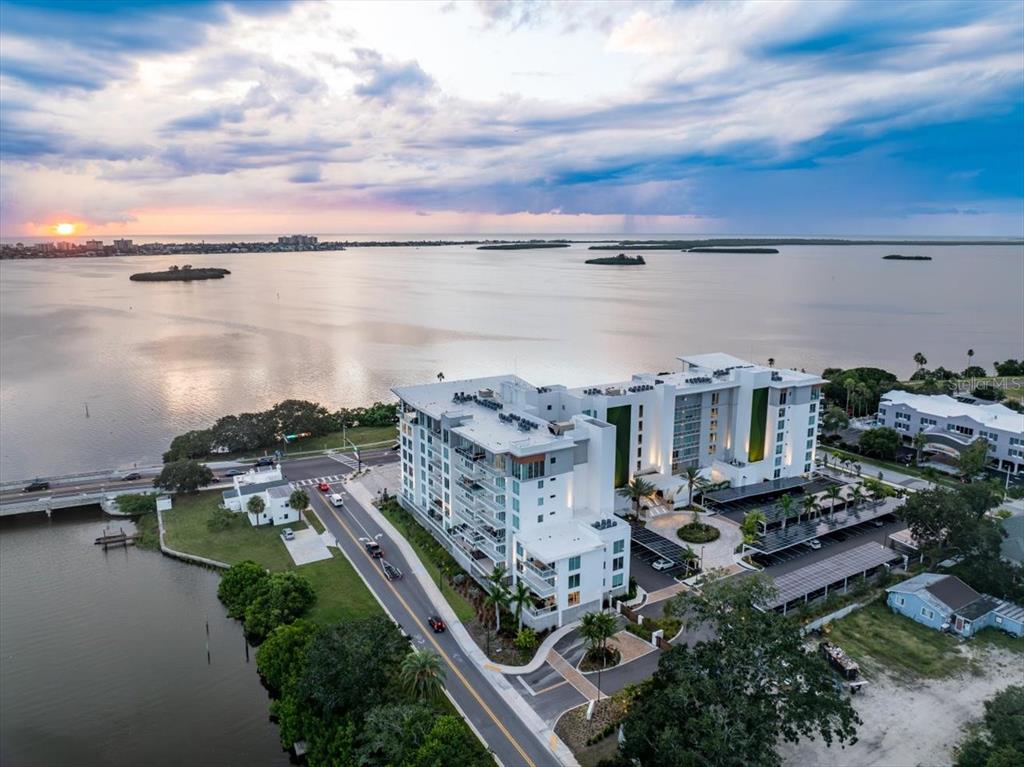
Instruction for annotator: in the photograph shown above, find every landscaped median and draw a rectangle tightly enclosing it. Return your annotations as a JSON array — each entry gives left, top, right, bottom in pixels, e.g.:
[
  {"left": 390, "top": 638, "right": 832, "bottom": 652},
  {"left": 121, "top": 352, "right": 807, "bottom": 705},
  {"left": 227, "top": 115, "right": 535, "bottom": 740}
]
[{"left": 136, "top": 489, "right": 379, "bottom": 624}]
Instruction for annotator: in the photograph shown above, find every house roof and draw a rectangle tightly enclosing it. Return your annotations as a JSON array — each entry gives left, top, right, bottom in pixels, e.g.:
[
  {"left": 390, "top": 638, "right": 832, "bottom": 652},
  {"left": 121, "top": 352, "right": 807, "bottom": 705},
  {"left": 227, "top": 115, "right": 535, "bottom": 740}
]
[
  {"left": 880, "top": 390, "right": 1024, "bottom": 433},
  {"left": 266, "top": 485, "right": 292, "bottom": 499},
  {"left": 926, "top": 576, "right": 982, "bottom": 611},
  {"left": 958, "top": 595, "right": 1001, "bottom": 621}
]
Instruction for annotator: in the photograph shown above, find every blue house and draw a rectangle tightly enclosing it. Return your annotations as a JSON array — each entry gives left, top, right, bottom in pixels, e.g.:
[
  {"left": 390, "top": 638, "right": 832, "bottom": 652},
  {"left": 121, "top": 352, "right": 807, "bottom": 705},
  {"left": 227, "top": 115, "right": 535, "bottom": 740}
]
[{"left": 886, "top": 573, "right": 1024, "bottom": 638}]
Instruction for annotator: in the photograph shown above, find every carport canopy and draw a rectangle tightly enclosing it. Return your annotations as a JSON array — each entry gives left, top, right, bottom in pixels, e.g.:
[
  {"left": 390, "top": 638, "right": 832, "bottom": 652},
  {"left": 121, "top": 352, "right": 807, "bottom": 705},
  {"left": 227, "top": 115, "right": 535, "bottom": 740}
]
[
  {"left": 704, "top": 475, "right": 811, "bottom": 505},
  {"left": 764, "top": 542, "right": 903, "bottom": 610},
  {"left": 631, "top": 525, "right": 694, "bottom": 567}
]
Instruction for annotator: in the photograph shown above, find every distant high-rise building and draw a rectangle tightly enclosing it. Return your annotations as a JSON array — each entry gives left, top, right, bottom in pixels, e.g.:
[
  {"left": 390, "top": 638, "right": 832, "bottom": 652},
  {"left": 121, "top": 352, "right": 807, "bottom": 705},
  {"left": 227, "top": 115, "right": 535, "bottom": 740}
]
[
  {"left": 113, "top": 239, "right": 134, "bottom": 250},
  {"left": 277, "top": 235, "right": 318, "bottom": 248},
  {"left": 56, "top": 241, "right": 74, "bottom": 251},
  {"left": 85, "top": 239, "right": 103, "bottom": 249}
]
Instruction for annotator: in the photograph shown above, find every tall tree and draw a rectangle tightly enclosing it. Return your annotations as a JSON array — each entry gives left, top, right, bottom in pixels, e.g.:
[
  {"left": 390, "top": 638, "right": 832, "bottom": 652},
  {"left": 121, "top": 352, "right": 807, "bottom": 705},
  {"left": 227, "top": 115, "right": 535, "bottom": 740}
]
[
  {"left": 579, "top": 610, "right": 618, "bottom": 668},
  {"left": 967, "top": 348, "right": 975, "bottom": 370},
  {"left": 509, "top": 580, "right": 532, "bottom": 630},
  {"left": 400, "top": 649, "right": 446, "bottom": 702},
  {"left": 247, "top": 494, "right": 266, "bottom": 519},
  {"left": 825, "top": 485, "right": 843, "bottom": 519},
  {"left": 777, "top": 494, "right": 795, "bottom": 529},
  {"left": 618, "top": 577, "right": 859, "bottom": 767},
  {"left": 617, "top": 475, "right": 656, "bottom": 520},
  {"left": 914, "top": 352, "right": 928, "bottom": 371},
  {"left": 801, "top": 494, "right": 819, "bottom": 524},
  {"left": 740, "top": 510, "right": 766, "bottom": 545},
  {"left": 912, "top": 431, "right": 928, "bottom": 465},
  {"left": 958, "top": 438, "right": 990, "bottom": 479},
  {"left": 684, "top": 466, "right": 705, "bottom": 510},
  {"left": 153, "top": 459, "right": 214, "bottom": 494},
  {"left": 483, "top": 577, "right": 509, "bottom": 634},
  {"left": 289, "top": 489, "right": 310, "bottom": 513}
]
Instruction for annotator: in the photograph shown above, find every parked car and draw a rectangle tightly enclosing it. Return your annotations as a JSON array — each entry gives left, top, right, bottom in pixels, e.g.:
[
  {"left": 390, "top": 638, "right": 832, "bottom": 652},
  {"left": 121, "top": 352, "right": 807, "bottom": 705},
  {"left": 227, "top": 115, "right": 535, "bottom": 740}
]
[
  {"left": 281, "top": 528, "right": 295, "bottom": 541},
  {"left": 427, "top": 615, "right": 446, "bottom": 632},
  {"left": 22, "top": 479, "right": 50, "bottom": 493},
  {"left": 807, "top": 539, "right": 822, "bottom": 550},
  {"left": 330, "top": 493, "right": 344, "bottom": 507},
  {"left": 255, "top": 457, "right": 275, "bottom": 467},
  {"left": 365, "top": 541, "right": 383, "bottom": 558},
  {"left": 222, "top": 468, "right": 246, "bottom": 477},
  {"left": 120, "top": 472, "right": 142, "bottom": 481},
  {"left": 651, "top": 558, "right": 674, "bottom": 571},
  {"left": 317, "top": 481, "right": 331, "bottom": 493}
]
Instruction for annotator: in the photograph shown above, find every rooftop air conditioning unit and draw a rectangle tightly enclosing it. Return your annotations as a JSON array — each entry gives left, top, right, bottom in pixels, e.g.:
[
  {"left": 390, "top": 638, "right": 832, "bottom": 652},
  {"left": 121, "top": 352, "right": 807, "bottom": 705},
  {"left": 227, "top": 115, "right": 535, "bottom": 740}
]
[{"left": 478, "top": 388, "right": 495, "bottom": 399}]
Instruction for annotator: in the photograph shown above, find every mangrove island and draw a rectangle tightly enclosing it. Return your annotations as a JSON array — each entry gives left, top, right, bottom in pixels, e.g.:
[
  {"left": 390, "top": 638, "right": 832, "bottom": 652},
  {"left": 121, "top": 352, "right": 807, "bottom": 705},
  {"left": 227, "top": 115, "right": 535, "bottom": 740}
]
[
  {"left": 130, "top": 265, "right": 231, "bottom": 282},
  {"left": 584, "top": 253, "right": 646, "bottom": 266},
  {"left": 477, "top": 242, "right": 570, "bottom": 250},
  {"left": 883, "top": 254, "right": 932, "bottom": 261},
  {"left": 687, "top": 247, "right": 779, "bottom": 254}
]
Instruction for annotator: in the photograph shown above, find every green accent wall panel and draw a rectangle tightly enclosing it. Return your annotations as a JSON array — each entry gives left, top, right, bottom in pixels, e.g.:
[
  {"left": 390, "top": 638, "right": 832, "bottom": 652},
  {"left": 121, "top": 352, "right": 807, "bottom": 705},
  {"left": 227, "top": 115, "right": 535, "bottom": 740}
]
[
  {"left": 748, "top": 387, "right": 769, "bottom": 463},
  {"left": 606, "top": 404, "right": 632, "bottom": 488}
]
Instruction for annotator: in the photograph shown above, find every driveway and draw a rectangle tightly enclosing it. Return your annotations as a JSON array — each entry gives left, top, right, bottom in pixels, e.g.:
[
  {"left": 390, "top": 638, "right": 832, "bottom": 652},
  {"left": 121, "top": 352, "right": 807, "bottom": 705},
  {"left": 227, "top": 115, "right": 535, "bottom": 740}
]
[
  {"left": 646, "top": 511, "right": 742, "bottom": 571},
  {"left": 282, "top": 527, "right": 333, "bottom": 565}
]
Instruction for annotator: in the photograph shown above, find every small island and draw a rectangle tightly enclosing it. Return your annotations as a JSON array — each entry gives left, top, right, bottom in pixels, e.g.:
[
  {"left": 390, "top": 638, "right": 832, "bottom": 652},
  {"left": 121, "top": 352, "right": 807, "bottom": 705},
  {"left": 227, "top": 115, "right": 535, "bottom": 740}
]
[
  {"left": 130, "top": 264, "right": 231, "bottom": 282},
  {"left": 687, "top": 247, "right": 779, "bottom": 254},
  {"left": 477, "top": 242, "right": 570, "bottom": 250},
  {"left": 584, "top": 253, "right": 646, "bottom": 266},
  {"left": 883, "top": 254, "right": 932, "bottom": 261}
]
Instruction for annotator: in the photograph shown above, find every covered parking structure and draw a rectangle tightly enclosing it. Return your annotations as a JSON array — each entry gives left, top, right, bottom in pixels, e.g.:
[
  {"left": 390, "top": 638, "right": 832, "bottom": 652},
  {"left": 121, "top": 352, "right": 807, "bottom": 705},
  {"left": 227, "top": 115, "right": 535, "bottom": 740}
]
[
  {"left": 705, "top": 475, "right": 844, "bottom": 525},
  {"left": 764, "top": 542, "right": 906, "bottom": 614},
  {"left": 630, "top": 525, "right": 698, "bottom": 576},
  {"left": 748, "top": 497, "right": 901, "bottom": 555}
]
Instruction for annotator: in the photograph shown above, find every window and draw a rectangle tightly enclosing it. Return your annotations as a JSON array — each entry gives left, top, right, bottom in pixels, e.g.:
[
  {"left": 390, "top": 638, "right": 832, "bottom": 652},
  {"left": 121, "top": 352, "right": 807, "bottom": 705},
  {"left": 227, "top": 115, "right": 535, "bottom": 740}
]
[
  {"left": 550, "top": 456, "right": 557, "bottom": 464},
  {"left": 538, "top": 479, "right": 544, "bottom": 489},
  {"left": 569, "top": 555, "right": 581, "bottom": 570},
  {"left": 809, "top": 403, "right": 817, "bottom": 413},
  {"left": 920, "top": 607, "right": 934, "bottom": 620},
  {"left": 639, "top": 404, "right": 644, "bottom": 417},
  {"left": 512, "top": 515, "right": 520, "bottom": 530},
  {"left": 638, "top": 419, "right": 644, "bottom": 431},
  {"left": 775, "top": 444, "right": 784, "bottom": 455},
  {"left": 613, "top": 539, "right": 624, "bottom": 554},
  {"left": 637, "top": 433, "right": 643, "bottom": 444},
  {"left": 567, "top": 591, "right": 580, "bottom": 607},
  {"left": 807, "top": 428, "right": 814, "bottom": 438},
  {"left": 637, "top": 447, "right": 642, "bottom": 458},
  {"left": 513, "top": 457, "right": 545, "bottom": 480},
  {"left": 512, "top": 479, "right": 520, "bottom": 495},
  {"left": 538, "top": 497, "right": 544, "bottom": 507},
  {"left": 896, "top": 596, "right": 904, "bottom": 606},
  {"left": 808, "top": 415, "right": 816, "bottom": 426},
  {"left": 512, "top": 498, "right": 519, "bottom": 512},
  {"left": 777, "top": 420, "right": 785, "bottom": 431},
  {"left": 568, "top": 574, "right": 580, "bottom": 589},
  {"left": 776, "top": 431, "right": 785, "bottom": 443},
  {"left": 773, "top": 469, "right": 781, "bottom": 479},
  {"left": 612, "top": 573, "right": 624, "bottom": 588},
  {"left": 996, "top": 616, "right": 1004, "bottom": 625},
  {"left": 804, "top": 463, "right": 812, "bottom": 472},
  {"left": 612, "top": 556, "right": 624, "bottom": 571},
  {"left": 537, "top": 514, "right": 543, "bottom": 523}
]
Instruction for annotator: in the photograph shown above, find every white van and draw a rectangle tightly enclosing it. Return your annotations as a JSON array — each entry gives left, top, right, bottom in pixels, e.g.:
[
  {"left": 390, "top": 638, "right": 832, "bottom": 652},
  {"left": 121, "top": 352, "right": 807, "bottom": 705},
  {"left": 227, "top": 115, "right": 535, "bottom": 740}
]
[{"left": 330, "top": 493, "right": 344, "bottom": 508}]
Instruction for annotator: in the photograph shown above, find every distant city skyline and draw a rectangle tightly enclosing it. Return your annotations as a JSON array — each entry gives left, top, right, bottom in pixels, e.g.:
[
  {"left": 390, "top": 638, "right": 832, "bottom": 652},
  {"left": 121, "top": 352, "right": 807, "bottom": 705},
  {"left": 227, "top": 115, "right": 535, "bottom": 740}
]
[{"left": 1, "top": 0, "right": 1022, "bottom": 237}]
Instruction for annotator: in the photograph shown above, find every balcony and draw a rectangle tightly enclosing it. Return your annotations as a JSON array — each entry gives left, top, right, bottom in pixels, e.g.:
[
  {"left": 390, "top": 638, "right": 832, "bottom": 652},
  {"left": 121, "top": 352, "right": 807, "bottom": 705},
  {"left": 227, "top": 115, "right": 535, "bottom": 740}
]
[
  {"left": 457, "top": 475, "right": 484, "bottom": 493},
  {"left": 521, "top": 598, "right": 558, "bottom": 618},
  {"left": 517, "top": 558, "right": 556, "bottom": 596},
  {"left": 455, "top": 445, "right": 485, "bottom": 462}
]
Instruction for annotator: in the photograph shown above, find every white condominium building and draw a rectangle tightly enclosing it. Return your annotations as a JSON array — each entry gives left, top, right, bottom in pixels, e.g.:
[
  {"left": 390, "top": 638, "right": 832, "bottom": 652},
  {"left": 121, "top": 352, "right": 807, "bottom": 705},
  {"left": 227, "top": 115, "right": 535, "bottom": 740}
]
[
  {"left": 393, "top": 353, "right": 823, "bottom": 629},
  {"left": 878, "top": 390, "right": 1024, "bottom": 474}
]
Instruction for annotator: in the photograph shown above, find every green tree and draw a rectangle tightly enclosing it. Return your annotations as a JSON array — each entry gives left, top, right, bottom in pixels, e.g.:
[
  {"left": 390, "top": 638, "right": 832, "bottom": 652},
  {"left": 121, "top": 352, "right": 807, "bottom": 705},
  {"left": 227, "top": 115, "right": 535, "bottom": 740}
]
[
  {"left": 822, "top": 405, "right": 849, "bottom": 433},
  {"left": 256, "top": 619, "right": 319, "bottom": 693},
  {"left": 358, "top": 703, "right": 435, "bottom": 767},
  {"left": 300, "top": 616, "right": 409, "bottom": 717},
  {"left": 162, "top": 428, "right": 214, "bottom": 462},
  {"left": 153, "top": 459, "right": 214, "bottom": 494},
  {"left": 801, "top": 494, "right": 819, "bottom": 523},
  {"left": 246, "top": 494, "right": 266, "bottom": 519},
  {"left": 620, "top": 577, "right": 860, "bottom": 767},
  {"left": 617, "top": 475, "right": 656, "bottom": 520},
  {"left": 777, "top": 494, "right": 795, "bottom": 528},
  {"left": 857, "top": 427, "right": 900, "bottom": 460},
  {"left": 580, "top": 610, "right": 618, "bottom": 668},
  {"left": 410, "top": 715, "right": 493, "bottom": 767},
  {"left": 740, "top": 510, "right": 766, "bottom": 545},
  {"left": 825, "top": 484, "right": 843, "bottom": 519},
  {"left": 959, "top": 438, "right": 990, "bottom": 479},
  {"left": 683, "top": 466, "right": 705, "bottom": 509},
  {"left": 289, "top": 488, "right": 310, "bottom": 512},
  {"left": 207, "top": 506, "right": 235, "bottom": 531},
  {"left": 914, "top": 352, "right": 928, "bottom": 371},
  {"left": 114, "top": 493, "right": 157, "bottom": 514},
  {"left": 271, "top": 399, "right": 333, "bottom": 438},
  {"left": 509, "top": 580, "right": 532, "bottom": 630},
  {"left": 514, "top": 627, "right": 538, "bottom": 659},
  {"left": 217, "top": 560, "right": 269, "bottom": 619},
  {"left": 400, "top": 649, "right": 446, "bottom": 702},
  {"left": 821, "top": 367, "right": 898, "bottom": 416},
  {"left": 243, "top": 570, "right": 316, "bottom": 640},
  {"left": 912, "top": 431, "right": 928, "bottom": 465},
  {"left": 483, "top": 567, "right": 509, "bottom": 634},
  {"left": 967, "top": 348, "right": 975, "bottom": 370},
  {"left": 955, "top": 686, "right": 1024, "bottom": 767},
  {"left": 963, "top": 365, "right": 988, "bottom": 378},
  {"left": 973, "top": 385, "right": 1006, "bottom": 402}
]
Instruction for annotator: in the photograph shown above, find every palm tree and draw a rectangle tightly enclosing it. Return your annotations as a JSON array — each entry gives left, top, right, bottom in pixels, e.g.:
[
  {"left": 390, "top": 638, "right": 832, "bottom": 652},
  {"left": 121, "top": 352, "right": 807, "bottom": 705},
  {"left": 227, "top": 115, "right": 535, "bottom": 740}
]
[
  {"left": 777, "top": 494, "right": 794, "bottom": 530},
  {"left": 483, "top": 565, "right": 509, "bottom": 633},
  {"left": 767, "top": 357, "right": 775, "bottom": 368},
  {"left": 740, "top": 510, "right": 766, "bottom": 545},
  {"left": 617, "top": 476, "right": 656, "bottom": 520},
  {"left": 580, "top": 610, "right": 618, "bottom": 668},
  {"left": 843, "top": 377, "right": 856, "bottom": 414},
  {"left": 400, "top": 649, "right": 446, "bottom": 701},
  {"left": 967, "top": 349, "right": 974, "bottom": 370},
  {"left": 683, "top": 466, "right": 705, "bottom": 511},
  {"left": 437, "top": 372, "right": 445, "bottom": 382},
  {"left": 825, "top": 485, "right": 842, "bottom": 520},
  {"left": 246, "top": 494, "right": 265, "bottom": 520},
  {"left": 288, "top": 489, "right": 309, "bottom": 513},
  {"left": 913, "top": 352, "right": 927, "bottom": 372},
  {"left": 801, "top": 494, "right": 818, "bottom": 524},
  {"left": 510, "top": 580, "right": 531, "bottom": 630},
  {"left": 849, "top": 484, "right": 866, "bottom": 510},
  {"left": 912, "top": 431, "right": 927, "bottom": 465}
]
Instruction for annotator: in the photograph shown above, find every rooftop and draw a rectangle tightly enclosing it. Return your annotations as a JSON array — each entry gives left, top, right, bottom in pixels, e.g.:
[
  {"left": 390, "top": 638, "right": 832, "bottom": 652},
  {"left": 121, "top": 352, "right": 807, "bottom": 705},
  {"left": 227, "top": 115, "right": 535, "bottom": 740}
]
[
  {"left": 518, "top": 520, "right": 605, "bottom": 562},
  {"left": 880, "top": 390, "right": 1024, "bottom": 432},
  {"left": 765, "top": 541, "right": 902, "bottom": 610}
]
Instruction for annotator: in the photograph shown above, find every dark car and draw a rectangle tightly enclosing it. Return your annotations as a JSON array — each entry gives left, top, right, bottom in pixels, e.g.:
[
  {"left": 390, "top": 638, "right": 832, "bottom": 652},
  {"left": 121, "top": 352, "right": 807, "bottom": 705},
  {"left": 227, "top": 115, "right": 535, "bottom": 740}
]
[
  {"left": 22, "top": 480, "right": 50, "bottom": 492},
  {"left": 427, "top": 615, "right": 446, "bottom": 633},
  {"left": 365, "top": 541, "right": 383, "bottom": 558},
  {"left": 382, "top": 561, "right": 403, "bottom": 581},
  {"left": 120, "top": 472, "right": 142, "bottom": 481},
  {"left": 222, "top": 468, "right": 246, "bottom": 477},
  {"left": 255, "top": 457, "right": 275, "bottom": 467}
]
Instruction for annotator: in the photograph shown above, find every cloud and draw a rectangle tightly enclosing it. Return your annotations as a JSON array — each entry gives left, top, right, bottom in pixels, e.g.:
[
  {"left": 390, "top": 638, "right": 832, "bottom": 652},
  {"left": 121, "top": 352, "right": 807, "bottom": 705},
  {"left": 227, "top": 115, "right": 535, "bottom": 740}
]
[
  {"left": 163, "top": 105, "right": 246, "bottom": 133},
  {"left": 288, "top": 165, "right": 323, "bottom": 184},
  {"left": 346, "top": 48, "right": 435, "bottom": 104}
]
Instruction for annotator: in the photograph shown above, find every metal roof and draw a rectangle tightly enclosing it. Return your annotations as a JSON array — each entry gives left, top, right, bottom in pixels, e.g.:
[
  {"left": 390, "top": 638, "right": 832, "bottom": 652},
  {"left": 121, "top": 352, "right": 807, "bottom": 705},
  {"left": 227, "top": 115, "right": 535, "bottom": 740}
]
[
  {"left": 749, "top": 498, "right": 899, "bottom": 554},
  {"left": 765, "top": 542, "right": 903, "bottom": 609},
  {"left": 704, "top": 475, "right": 812, "bottom": 505},
  {"left": 631, "top": 524, "right": 694, "bottom": 566}
]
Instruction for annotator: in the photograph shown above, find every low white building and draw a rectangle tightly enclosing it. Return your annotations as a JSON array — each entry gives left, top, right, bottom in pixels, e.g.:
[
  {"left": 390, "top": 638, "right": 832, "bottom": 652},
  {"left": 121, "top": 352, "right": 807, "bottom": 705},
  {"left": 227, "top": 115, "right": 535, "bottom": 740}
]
[
  {"left": 878, "top": 390, "right": 1024, "bottom": 474},
  {"left": 221, "top": 467, "right": 299, "bottom": 526},
  {"left": 392, "top": 353, "right": 823, "bottom": 629}
]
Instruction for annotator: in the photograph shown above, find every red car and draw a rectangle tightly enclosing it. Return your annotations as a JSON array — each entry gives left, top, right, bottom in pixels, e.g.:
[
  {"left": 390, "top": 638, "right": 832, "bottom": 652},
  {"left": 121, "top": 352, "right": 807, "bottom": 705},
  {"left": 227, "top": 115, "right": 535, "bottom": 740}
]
[
  {"left": 427, "top": 615, "right": 446, "bottom": 633},
  {"left": 317, "top": 481, "right": 331, "bottom": 492}
]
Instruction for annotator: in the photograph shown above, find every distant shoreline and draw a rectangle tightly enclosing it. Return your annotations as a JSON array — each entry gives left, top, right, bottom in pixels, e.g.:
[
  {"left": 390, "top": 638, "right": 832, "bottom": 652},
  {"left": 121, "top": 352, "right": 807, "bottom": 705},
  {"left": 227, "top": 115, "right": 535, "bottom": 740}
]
[{"left": 588, "top": 238, "right": 1024, "bottom": 250}]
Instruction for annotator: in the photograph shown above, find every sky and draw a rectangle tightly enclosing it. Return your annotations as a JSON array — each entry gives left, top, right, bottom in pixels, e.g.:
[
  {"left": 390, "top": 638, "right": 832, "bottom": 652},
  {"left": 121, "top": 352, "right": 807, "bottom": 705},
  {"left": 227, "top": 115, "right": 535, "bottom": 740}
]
[{"left": 1, "top": 0, "right": 1022, "bottom": 237}]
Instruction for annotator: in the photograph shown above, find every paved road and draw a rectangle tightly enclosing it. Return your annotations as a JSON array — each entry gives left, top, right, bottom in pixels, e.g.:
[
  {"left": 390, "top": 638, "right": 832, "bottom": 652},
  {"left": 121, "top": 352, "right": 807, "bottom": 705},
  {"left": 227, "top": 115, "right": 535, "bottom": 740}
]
[{"left": 294, "top": 471, "right": 559, "bottom": 767}]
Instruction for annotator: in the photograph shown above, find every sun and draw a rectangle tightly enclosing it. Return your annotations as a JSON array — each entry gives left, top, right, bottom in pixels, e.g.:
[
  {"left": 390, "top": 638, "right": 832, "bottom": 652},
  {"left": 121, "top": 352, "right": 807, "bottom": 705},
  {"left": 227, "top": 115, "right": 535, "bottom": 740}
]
[{"left": 55, "top": 222, "right": 75, "bottom": 235}]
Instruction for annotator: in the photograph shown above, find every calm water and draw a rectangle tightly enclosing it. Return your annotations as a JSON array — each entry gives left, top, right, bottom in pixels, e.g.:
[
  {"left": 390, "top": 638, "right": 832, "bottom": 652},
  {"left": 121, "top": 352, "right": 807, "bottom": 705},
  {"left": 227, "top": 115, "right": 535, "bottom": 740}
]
[
  {"left": 1, "top": 241, "right": 1022, "bottom": 479},
  {"left": 0, "top": 508, "right": 286, "bottom": 767}
]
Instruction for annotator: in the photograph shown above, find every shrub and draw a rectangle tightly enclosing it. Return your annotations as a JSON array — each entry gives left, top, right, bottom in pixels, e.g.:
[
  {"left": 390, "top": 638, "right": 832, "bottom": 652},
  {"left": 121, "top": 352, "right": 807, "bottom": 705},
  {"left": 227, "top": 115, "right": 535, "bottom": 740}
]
[
  {"left": 207, "top": 507, "right": 235, "bottom": 532},
  {"left": 676, "top": 522, "right": 720, "bottom": 543},
  {"left": 624, "top": 622, "right": 651, "bottom": 642},
  {"left": 115, "top": 493, "right": 157, "bottom": 515},
  {"left": 244, "top": 571, "right": 316, "bottom": 641}
]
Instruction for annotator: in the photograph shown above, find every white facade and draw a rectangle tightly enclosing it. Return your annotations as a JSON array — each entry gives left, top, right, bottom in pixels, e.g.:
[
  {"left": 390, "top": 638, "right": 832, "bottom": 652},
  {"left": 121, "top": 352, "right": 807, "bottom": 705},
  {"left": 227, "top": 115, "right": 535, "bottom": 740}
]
[
  {"left": 878, "top": 390, "right": 1024, "bottom": 473},
  {"left": 221, "top": 467, "right": 299, "bottom": 526},
  {"left": 392, "top": 353, "right": 823, "bottom": 629}
]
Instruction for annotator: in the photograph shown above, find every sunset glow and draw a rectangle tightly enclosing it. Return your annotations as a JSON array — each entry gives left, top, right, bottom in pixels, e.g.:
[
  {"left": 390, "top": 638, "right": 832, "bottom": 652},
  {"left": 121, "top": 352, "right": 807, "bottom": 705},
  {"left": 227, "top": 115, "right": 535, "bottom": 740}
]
[{"left": 55, "top": 223, "right": 75, "bottom": 236}]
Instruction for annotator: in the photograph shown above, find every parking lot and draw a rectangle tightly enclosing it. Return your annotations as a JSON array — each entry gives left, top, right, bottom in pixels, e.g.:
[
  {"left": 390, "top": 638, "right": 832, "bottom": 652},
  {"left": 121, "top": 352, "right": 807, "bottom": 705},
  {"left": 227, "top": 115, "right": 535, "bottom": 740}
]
[{"left": 757, "top": 518, "right": 907, "bottom": 577}]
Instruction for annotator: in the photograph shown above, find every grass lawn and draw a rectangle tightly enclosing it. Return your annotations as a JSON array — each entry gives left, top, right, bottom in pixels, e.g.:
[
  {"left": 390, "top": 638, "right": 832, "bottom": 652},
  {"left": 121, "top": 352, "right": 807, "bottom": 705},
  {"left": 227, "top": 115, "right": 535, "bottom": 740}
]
[
  {"left": 379, "top": 500, "right": 477, "bottom": 623},
  {"left": 161, "top": 490, "right": 380, "bottom": 623},
  {"left": 284, "top": 425, "right": 397, "bottom": 454},
  {"left": 826, "top": 601, "right": 973, "bottom": 678},
  {"left": 304, "top": 508, "right": 326, "bottom": 534},
  {"left": 973, "top": 627, "right": 1024, "bottom": 655}
]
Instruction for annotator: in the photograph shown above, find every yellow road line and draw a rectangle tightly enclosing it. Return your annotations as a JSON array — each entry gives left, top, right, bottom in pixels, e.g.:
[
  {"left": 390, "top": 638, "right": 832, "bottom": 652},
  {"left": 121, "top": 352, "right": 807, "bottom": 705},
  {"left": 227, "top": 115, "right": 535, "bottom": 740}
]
[
  {"left": 324, "top": 500, "right": 538, "bottom": 767},
  {"left": 533, "top": 680, "right": 569, "bottom": 695}
]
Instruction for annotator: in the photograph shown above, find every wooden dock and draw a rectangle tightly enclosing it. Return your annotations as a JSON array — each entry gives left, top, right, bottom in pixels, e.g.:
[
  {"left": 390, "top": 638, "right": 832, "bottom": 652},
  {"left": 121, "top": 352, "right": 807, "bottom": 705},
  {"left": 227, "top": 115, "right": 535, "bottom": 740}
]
[{"left": 94, "top": 527, "right": 137, "bottom": 550}]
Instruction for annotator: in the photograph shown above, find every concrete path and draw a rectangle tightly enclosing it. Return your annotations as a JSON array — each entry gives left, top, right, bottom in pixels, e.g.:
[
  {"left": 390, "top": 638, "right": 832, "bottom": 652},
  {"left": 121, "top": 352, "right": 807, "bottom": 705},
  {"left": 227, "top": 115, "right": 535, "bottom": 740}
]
[
  {"left": 548, "top": 650, "right": 601, "bottom": 701},
  {"left": 643, "top": 580, "right": 690, "bottom": 606}
]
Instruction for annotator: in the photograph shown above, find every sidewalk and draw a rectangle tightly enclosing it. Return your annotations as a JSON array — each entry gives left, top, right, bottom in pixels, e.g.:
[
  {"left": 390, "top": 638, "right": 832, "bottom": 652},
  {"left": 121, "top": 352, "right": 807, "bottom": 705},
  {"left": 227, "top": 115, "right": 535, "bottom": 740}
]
[{"left": 345, "top": 476, "right": 579, "bottom": 767}]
